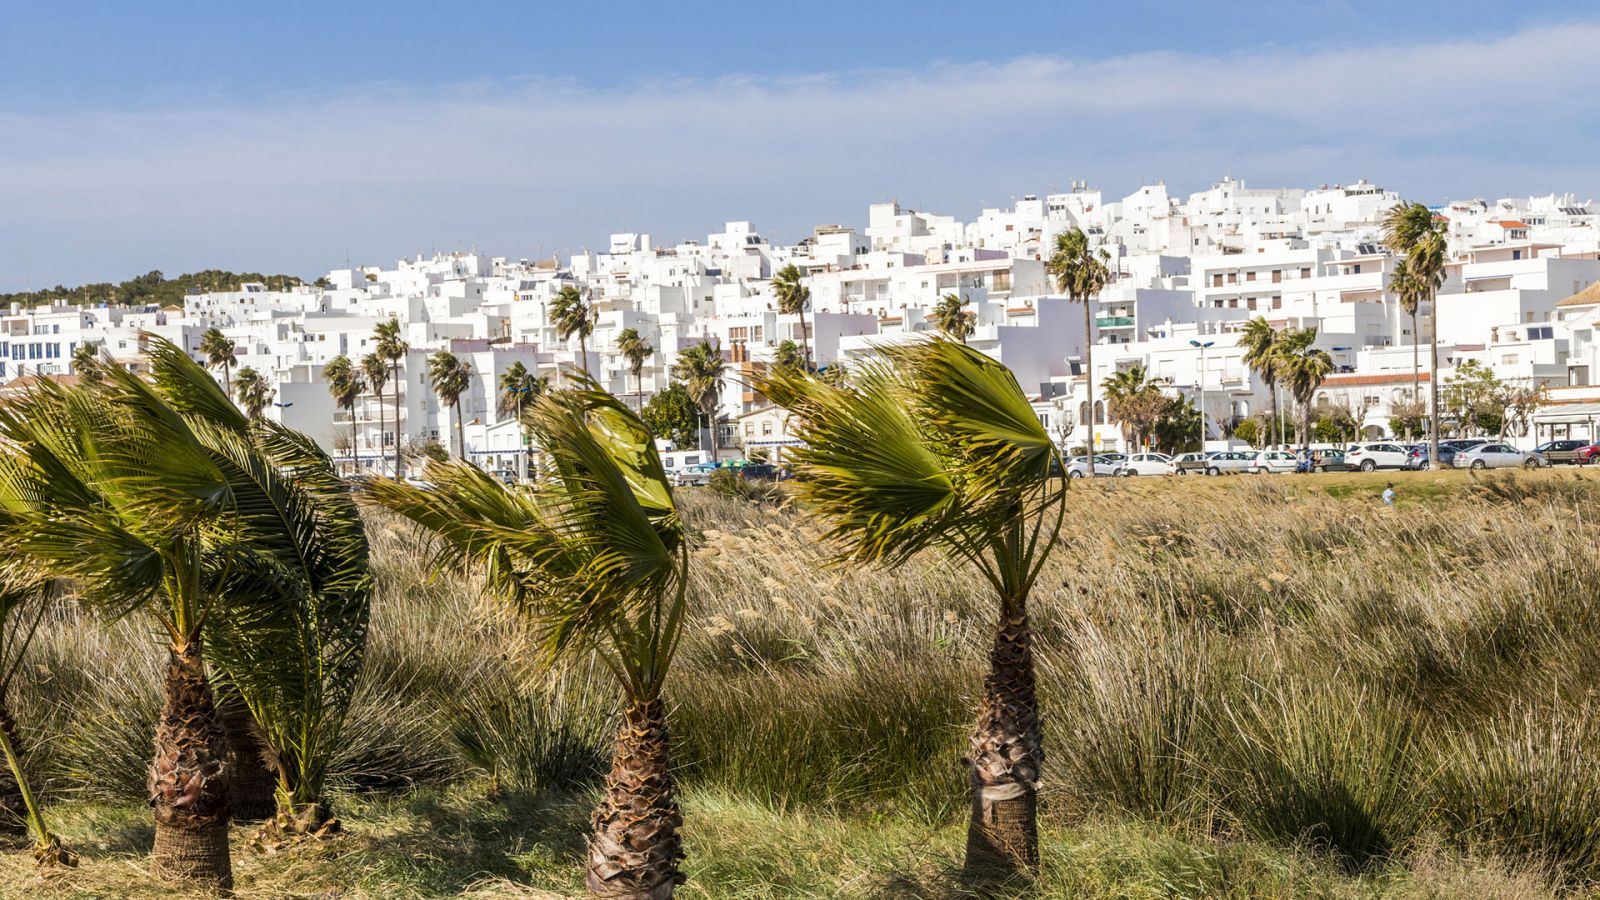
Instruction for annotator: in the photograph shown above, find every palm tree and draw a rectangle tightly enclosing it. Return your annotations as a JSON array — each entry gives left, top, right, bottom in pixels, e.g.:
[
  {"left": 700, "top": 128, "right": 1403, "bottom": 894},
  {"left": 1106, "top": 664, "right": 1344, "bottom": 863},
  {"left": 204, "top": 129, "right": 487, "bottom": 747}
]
[
  {"left": 1388, "top": 258, "right": 1425, "bottom": 424},
  {"left": 367, "top": 385, "right": 693, "bottom": 898},
  {"left": 771, "top": 340, "right": 805, "bottom": 376},
  {"left": 199, "top": 327, "right": 237, "bottom": 396},
  {"left": 762, "top": 339, "right": 1066, "bottom": 875},
  {"left": 1239, "top": 317, "right": 1284, "bottom": 449},
  {"left": 70, "top": 341, "right": 104, "bottom": 384},
  {"left": 428, "top": 350, "right": 472, "bottom": 459},
  {"left": 497, "top": 361, "right": 547, "bottom": 479},
  {"left": 931, "top": 293, "right": 976, "bottom": 343},
  {"left": 1048, "top": 227, "right": 1112, "bottom": 473},
  {"left": 1384, "top": 201, "right": 1450, "bottom": 467},
  {"left": 551, "top": 285, "right": 595, "bottom": 379},
  {"left": 616, "top": 328, "right": 655, "bottom": 408},
  {"left": 374, "top": 318, "right": 409, "bottom": 477},
  {"left": 1277, "top": 327, "right": 1335, "bottom": 449},
  {"left": 1101, "top": 364, "right": 1167, "bottom": 450},
  {"left": 672, "top": 341, "right": 725, "bottom": 455},
  {"left": 0, "top": 568, "right": 73, "bottom": 865},
  {"left": 233, "top": 366, "right": 274, "bottom": 419},
  {"left": 323, "top": 355, "right": 365, "bottom": 468},
  {"left": 361, "top": 353, "right": 390, "bottom": 475},
  {"left": 772, "top": 264, "right": 811, "bottom": 367}
]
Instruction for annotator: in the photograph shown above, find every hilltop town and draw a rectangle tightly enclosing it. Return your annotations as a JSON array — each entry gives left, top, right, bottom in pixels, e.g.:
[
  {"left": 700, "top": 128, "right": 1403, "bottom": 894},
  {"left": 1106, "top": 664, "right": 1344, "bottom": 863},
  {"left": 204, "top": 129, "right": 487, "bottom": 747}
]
[{"left": 9, "top": 176, "right": 1600, "bottom": 471}]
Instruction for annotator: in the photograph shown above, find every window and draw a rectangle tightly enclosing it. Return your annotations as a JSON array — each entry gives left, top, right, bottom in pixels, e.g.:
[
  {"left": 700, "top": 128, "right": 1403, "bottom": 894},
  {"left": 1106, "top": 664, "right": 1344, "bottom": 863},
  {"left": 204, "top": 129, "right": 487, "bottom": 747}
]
[
  {"left": 762, "top": 421, "right": 773, "bottom": 436},
  {"left": 1246, "top": 271, "right": 1257, "bottom": 282},
  {"left": 1301, "top": 267, "right": 1312, "bottom": 279}
]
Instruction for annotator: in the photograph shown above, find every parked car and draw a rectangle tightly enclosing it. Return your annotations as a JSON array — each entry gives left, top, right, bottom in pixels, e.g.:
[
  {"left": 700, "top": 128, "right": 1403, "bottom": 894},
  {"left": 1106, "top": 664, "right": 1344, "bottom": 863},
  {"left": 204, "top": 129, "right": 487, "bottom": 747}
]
[
  {"left": 1168, "top": 452, "right": 1212, "bottom": 475},
  {"left": 1345, "top": 442, "right": 1412, "bottom": 471},
  {"left": 1300, "top": 448, "right": 1352, "bottom": 473},
  {"left": 675, "top": 463, "right": 718, "bottom": 486},
  {"left": 1577, "top": 443, "right": 1600, "bottom": 465},
  {"left": 737, "top": 463, "right": 780, "bottom": 481},
  {"left": 1455, "top": 442, "right": 1542, "bottom": 470},
  {"left": 1533, "top": 439, "right": 1591, "bottom": 466},
  {"left": 1407, "top": 439, "right": 1483, "bottom": 470},
  {"left": 1065, "top": 455, "right": 1120, "bottom": 479},
  {"left": 1201, "top": 451, "right": 1257, "bottom": 476},
  {"left": 1114, "top": 452, "right": 1173, "bottom": 477},
  {"left": 1247, "top": 450, "right": 1299, "bottom": 474}
]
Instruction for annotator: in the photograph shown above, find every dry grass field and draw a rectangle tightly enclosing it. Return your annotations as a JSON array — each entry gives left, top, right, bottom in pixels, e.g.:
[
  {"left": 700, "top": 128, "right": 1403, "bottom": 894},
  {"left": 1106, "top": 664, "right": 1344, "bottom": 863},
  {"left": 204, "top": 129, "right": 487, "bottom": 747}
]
[{"left": 4, "top": 466, "right": 1600, "bottom": 898}]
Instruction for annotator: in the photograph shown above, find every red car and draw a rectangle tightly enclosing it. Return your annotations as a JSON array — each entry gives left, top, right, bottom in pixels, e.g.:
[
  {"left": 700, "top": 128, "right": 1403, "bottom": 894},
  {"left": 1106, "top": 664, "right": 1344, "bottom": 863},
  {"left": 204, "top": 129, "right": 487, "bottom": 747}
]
[{"left": 1576, "top": 443, "right": 1600, "bottom": 465}]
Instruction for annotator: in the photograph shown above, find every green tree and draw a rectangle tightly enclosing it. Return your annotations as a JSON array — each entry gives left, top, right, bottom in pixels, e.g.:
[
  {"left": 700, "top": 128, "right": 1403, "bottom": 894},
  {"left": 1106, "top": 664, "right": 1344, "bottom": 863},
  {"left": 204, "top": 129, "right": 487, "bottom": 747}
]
[
  {"left": 70, "top": 341, "right": 104, "bottom": 385},
  {"left": 497, "top": 361, "right": 547, "bottom": 479},
  {"left": 233, "top": 366, "right": 275, "bottom": 419},
  {"left": 1151, "top": 394, "right": 1203, "bottom": 454},
  {"left": 1276, "top": 327, "right": 1335, "bottom": 449},
  {"left": 763, "top": 339, "right": 1067, "bottom": 875},
  {"left": 1101, "top": 364, "right": 1167, "bottom": 450},
  {"left": 1048, "top": 227, "right": 1112, "bottom": 475},
  {"left": 1239, "top": 317, "right": 1285, "bottom": 448},
  {"left": 1384, "top": 201, "right": 1450, "bottom": 465},
  {"left": 0, "top": 337, "right": 369, "bottom": 887},
  {"left": 771, "top": 340, "right": 805, "bottom": 376},
  {"left": 641, "top": 383, "right": 698, "bottom": 448},
  {"left": 361, "top": 353, "right": 390, "bottom": 474},
  {"left": 616, "top": 327, "right": 654, "bottom": 407},
  {"left": 551, "top": 286, "right": 595, "bottom": 380},
  {"left": 671, "top": 341, "right": 726, "bottom": 455},
  {"left": 931, "top": 293, "right": 976, "bottom": 343},
  {"left": 772, "top": 264, "right": 812, "bottom": 367},
  {"left": 199, "top": 328, "right": 237, "bottom": 397},
  {"left": 1388, "top": 257, "right": 1427, "bottom": 423},
  {"left": 368, "top": 386, "right": 694, "bottom": 897},
  {"left": 323, "top": 355, "right": 365, "bottom": 465},
  {"left": 1232, "top": 417, "right": 1260, "bottom": 448},
  {"left": 373, "top": 318, "right": 409, "bottom": 477},
  {"left": 427, "top": 350, "right": 472, "bottom": 459}
]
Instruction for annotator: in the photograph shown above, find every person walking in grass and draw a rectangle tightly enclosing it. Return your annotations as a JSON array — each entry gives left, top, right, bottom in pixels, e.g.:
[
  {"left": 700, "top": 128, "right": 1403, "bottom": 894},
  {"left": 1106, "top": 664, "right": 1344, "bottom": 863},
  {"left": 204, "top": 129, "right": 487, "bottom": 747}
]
[{"left": 1383, "top": 482, "right": 1396, "bottom": 507}]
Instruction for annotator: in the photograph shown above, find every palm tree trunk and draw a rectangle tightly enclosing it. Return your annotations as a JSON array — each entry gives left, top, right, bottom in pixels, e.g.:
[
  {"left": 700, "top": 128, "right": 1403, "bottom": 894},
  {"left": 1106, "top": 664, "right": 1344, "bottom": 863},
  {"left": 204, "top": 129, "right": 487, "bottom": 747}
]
[
  {"left": 149, "top": 641, "right": 233, "bottom": 888},
  {"left": 375, "top": 394, "right": 386, "bottom": 477},
  {"left": 1410, "top": 310, "right": 1421, "bottom": 440},
  {"left": 586, "top": 698, "right": 685, "bottom": 899},
  {"left": 965, "top": 608, "right": 1041, "bottom": 875},
  {"left": 392, "top": 365, "right": 404, "bottom": 478},
  {"left": 455, "top": 405, "right": 465, "bottom": 460},
  {"left": 579, "top": 334, "right": 589, "bottom": 380},
  {"left": 799, "top": 309, "right": 810, "bottom": 370},
  {"left": 1428, "top": 299, "right": 1441, "bottom": 468},
  {"left": 1083, "top": 301, "right": 1095, "bottom": 475},
  {"left": 1268, "top": 379, "right": 1280, "bottom": 450},
  {"left": 220, "top": 695, "right": 277, "bottom": 822},
  {"left": 350, "top": 404, "right": 360, "bottom": 472}
]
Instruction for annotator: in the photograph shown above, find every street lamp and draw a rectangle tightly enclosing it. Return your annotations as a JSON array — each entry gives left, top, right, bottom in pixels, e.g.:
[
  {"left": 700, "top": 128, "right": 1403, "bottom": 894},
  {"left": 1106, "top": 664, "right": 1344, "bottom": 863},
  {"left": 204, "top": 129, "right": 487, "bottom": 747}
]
[{"left": 1190, "top": 339, "right": 1214, "bottom": 450}]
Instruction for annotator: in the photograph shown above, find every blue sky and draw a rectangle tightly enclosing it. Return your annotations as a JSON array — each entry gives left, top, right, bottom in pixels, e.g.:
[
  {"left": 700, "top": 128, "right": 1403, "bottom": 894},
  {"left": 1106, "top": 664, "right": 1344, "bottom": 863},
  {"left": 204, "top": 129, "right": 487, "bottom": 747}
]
[{"left": 2, "top": 1, "right": 1596, "bottom": 288}]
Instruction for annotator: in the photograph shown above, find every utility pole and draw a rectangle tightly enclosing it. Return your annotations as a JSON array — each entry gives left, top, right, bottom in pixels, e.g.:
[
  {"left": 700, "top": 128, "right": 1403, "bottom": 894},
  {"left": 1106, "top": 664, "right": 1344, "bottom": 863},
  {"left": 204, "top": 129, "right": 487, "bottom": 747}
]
[{"left": 1191, "top": 339, "right": 1214, "bottom": 450}]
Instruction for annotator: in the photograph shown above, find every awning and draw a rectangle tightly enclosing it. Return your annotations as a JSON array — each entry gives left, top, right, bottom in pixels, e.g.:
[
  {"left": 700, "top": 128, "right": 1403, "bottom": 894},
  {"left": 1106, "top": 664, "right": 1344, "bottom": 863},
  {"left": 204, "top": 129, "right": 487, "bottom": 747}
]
[{"left": 1532, "top": 402, "right": 1600, "bottom": 422}]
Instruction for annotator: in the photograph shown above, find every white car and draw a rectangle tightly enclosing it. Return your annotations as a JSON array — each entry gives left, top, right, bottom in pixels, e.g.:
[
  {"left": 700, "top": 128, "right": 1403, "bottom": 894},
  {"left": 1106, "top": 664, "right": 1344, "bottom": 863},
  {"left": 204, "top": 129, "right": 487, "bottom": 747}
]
[
  {"left": 1247, "top": 450, "right": 1299, "bottom": 474},
  {"left": 1200, "top": 451, "right": 1256, "bottom": 476},
  {"left": 1344, "top": 442, "right": 1411, "bottom": 471},
  {"left": 1454, "top": 442, "right": 1541, "bottom": 470},
  {"left": 1114, "top": 452, "right": 1174, "bottom": 477},
  {"left": 674, "top": 463, "right": 718, "bottom": 486},
  {"left": 1064, "top": 455, "right": 1119, "bottom": 479}
]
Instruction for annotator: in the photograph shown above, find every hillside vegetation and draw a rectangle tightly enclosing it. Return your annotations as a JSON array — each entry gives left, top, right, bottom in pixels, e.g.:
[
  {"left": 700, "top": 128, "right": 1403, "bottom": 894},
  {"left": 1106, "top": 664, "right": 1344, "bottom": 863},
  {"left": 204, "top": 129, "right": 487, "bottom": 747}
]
[{"left": 4, "top": 469, "right": 1599, "bottom": 897}]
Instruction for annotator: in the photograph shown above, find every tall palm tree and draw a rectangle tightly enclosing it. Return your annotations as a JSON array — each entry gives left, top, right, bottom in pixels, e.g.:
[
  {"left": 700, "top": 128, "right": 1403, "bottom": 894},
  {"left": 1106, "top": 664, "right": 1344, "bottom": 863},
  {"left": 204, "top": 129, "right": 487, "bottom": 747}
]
[
  {"left": 427, "top": 350, "right": 472, "bottom": 459},
  {"left": 671, "top": 341, "right": 725, "bottom": 455},
  {"left": 616, "top": 327, "right": 655, "bottom": 408},
  {"left": 772, "top": 264, "right": 812, "bottom": 367},
  {"left": 1388, "top": 258, "right": 1425, "bottom": 423},
  {"left": 0, "top": 567, "right": 73, "bottom": 865},
  {"left": 1048, "top": 228, "right": 1112, "bottom": 473},
  {"left": 932, "top": 293, "right": 976, "bottom": 343},
  {"left": 373, "top": 318, "right": 409, "bottom": 477},
  {"left": 367, "top": 385, "right": 693, "bottom": 898},
  {"left": 323, "top": 355, "right": 364, "bottom": 468},
  {"left": 771, "top": 340, "right": 805, "bottom": 376},
  {"left": 762, "top": 339, "right": 1066, "bottom": 875},
  {"left": 199, "top": 328, "right": 237, "bottom": 396},
  {"left": 361, "top": 353, "right": 390, "bottom": 475},
  {"left": 233, "top": 366, "right": 274, "bottom": 419},
  {"left": 1384, "top": 201, "right": 1450, "bottom": 467},
  {"left": 551, "top": 286, "right": 595, "bottom": 379},
  {"left": 1277, "top": 327, "right": 1335, "bottom": 449},
  {"left": 497, "top": 361, "right": 547, "bottom": 480},
  {"left": 1239, "top": 317, "right": 1284, "bottom": 449}
]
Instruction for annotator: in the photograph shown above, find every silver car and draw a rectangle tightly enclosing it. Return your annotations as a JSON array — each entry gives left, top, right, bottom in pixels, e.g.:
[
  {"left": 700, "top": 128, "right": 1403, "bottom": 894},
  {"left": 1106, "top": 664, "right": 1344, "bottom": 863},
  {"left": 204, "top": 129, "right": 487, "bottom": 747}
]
[
  {"left": 1201, "top": 451, "right": 1256, "bottom": 476},
  {"left": 1064, "top": 455, "right": 1119, "bottom": 479},
  {"left": 1454, "top": 442, "right": 1541, "bottom": 470}
]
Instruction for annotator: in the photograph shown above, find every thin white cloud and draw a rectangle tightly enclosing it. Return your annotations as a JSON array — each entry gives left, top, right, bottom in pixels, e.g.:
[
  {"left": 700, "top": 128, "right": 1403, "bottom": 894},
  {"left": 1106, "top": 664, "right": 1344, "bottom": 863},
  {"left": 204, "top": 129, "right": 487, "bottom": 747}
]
[{"left": 2, "top": 20, "right": 1597, "bottom": 286}]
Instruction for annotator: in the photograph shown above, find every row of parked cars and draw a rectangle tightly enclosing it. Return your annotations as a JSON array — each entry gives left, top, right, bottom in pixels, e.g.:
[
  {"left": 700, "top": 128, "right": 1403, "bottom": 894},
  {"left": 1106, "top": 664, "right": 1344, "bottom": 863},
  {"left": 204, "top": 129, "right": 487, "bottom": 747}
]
[
  {"left": 1061, "top": 438, "right": 1600, "bottom": 479},
  {"left": 671, "top": 459, "right": 785, "bottom": 486}
]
